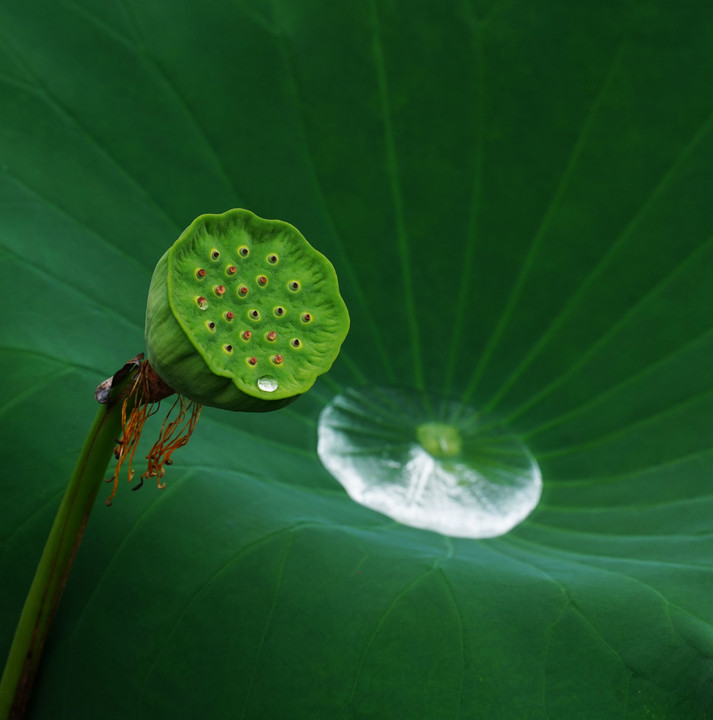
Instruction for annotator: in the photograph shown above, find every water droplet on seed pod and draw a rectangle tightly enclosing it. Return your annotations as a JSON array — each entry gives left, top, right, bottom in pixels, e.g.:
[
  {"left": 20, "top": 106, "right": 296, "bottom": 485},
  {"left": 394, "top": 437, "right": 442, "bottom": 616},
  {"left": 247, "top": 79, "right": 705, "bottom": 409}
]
[{"left": 258, "top": 375, "right": 279, "bottom": 392}]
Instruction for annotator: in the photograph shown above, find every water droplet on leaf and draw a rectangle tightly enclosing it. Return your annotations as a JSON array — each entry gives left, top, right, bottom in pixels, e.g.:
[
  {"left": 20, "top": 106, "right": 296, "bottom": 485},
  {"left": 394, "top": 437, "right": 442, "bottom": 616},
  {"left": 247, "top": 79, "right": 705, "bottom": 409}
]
[{"left": 317, "top": 387, "right": 542, "bottom": 539}]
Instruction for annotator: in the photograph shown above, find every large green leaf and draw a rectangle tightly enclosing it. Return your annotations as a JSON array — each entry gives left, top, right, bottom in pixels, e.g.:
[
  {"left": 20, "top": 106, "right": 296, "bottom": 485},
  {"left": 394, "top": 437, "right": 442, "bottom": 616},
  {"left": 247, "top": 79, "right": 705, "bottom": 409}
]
[{"left": 2, "top": 0, "right": 713, "bottom": 717}]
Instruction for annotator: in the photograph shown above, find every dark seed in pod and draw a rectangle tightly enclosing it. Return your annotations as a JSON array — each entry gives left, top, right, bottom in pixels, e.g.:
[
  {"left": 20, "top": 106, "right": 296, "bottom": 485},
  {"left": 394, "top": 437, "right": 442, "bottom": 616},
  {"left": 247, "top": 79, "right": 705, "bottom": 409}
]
[
  {"left": 289, "top": 281, "right": 300, "bottom": 291},
  {"left": 291, "top": 338, "right": 301, "bottom": 348},
  {"left": 224, "top": 344, "right": 233, "bottom": 353},
  {"left": 207, "top": 322, "right": 216, "bottom": 331},
  {"left": 249, "top": 310, "right": 260, "bottom": 320},
  {"left": 274, "top": 307, "right": 285, "bottom": 317},
  {"left": 211, "top": 250, "right": 220, "bottom": 260},
  {"left": 301, "top": 312, "right": 312, "bottom": 323},
  {"left": 239, "top": 246, "right": 249, "bottom": 257},
  {"left": 267, "top": 254, "right": 278, "bottom": 264}
]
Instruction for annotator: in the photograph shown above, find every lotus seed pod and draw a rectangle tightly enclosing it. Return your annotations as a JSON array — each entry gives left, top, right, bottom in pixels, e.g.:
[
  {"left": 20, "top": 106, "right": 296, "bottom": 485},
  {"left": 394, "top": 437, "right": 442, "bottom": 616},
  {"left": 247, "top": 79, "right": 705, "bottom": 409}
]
[{"left": 145, "top": 209, "right": 350, "bottom": 412}]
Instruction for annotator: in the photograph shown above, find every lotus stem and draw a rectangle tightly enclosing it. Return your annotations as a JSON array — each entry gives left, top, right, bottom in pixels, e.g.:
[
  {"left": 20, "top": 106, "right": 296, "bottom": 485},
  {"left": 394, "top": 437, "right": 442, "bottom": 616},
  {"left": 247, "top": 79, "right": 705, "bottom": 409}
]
[{"left": 0, "top": 358, "right": 141, "bottom": 720}]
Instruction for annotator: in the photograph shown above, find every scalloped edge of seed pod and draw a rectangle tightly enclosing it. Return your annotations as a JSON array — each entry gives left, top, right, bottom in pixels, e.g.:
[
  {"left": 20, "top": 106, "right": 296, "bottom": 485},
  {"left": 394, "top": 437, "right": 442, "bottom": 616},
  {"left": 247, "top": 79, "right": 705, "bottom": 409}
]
[{"left": 145, "top": 209, "right": 350, "bottom": 411}]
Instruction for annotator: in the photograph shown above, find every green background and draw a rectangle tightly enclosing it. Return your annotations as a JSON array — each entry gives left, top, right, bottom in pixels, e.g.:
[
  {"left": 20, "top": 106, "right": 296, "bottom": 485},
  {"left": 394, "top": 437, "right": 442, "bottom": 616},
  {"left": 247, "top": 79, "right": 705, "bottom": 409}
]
[{"left": 2, "top": 0, "right": 713, "bottom": 717}]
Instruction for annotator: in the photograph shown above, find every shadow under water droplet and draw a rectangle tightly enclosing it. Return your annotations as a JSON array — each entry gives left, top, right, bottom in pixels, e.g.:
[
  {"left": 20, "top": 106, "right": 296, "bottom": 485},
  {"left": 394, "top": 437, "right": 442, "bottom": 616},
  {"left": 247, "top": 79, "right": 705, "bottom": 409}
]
[{"left": 317, "top": 386, "right": 541, "bottom": 539}]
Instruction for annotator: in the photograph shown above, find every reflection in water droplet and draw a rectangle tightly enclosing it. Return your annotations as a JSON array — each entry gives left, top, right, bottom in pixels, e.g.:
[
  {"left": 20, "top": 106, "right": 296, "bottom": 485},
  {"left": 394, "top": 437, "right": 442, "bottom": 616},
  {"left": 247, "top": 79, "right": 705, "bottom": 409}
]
[
  {"left": 257, "top": 375, "right": 278, "bottom": 392},
  {"left": 317, "top": 387, "right": 542, "bottom": 539}
]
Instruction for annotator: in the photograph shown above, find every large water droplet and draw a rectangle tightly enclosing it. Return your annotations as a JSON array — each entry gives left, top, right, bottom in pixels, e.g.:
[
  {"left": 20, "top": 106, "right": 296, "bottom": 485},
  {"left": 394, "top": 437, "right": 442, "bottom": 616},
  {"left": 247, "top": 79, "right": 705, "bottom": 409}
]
[
  {"left": 257, "top": 375, "right": 278, "bottom": 392},
  {"left": 317, "top": 387, "right": 542, "bottom": 538}
]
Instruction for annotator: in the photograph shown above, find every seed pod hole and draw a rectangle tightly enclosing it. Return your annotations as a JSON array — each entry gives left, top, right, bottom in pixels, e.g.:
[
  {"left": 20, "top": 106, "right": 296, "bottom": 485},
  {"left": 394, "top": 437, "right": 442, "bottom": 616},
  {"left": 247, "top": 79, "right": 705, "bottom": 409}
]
[
  {"left": 196, "top": 296, "right": 208, "bottom": 310},
  {"left": 227, "top": 265, "right": 237, "bottom": 275},
  {"left": 257, "top": 275, "right": 268, "bottom": 287},
  {"left": 274, "top": 306, "right": 285, "bottom": 317},
  {"left": 241, "top": 330, "right": 252, "bottom": 341},
  {"left": 225, "top": 311, "right": 235, "bottom": 321},
  {"left": 267, "top": 253, "right": 279, "bottom": 264},
  {"left": 288, "top": 281, "right": 300, "bottom": 292},
  {"left": 238, "top": 246, "right": 249, "bottom": 257},
  {"left": 248, "top": 356, "right": 258, "bottom": 366},
  {"left": 266, "top": 331, "right": 277, "bottom": 342},
  {"left": 196, "top": 268, "right": 207, "bottom": 278},
  {"left": 211, "top": 250, "right": 220, "bottom": 261},
  {"left": 224, "top": 344, "right": 233, "bottom": 353},
  {"left": 301, "top": 312, "right": 312, "bottom": 323},
  {"left": 238, "top": 285, "right": 249, "bottom": 297},
  {"left": 249, "top": 309, "right": 260, "bottom": 320},
  {"left": 207, "top": 321, "right": 216, "bottom": 332},
  {"left": 272, "top": 354, "right": 283, "bottom": 365},
  {"left": 214, "top": 285, "right": 226, "bottom": 296},
  {"left": 290, "top": 338, "right": 301, "bottom": 348}
]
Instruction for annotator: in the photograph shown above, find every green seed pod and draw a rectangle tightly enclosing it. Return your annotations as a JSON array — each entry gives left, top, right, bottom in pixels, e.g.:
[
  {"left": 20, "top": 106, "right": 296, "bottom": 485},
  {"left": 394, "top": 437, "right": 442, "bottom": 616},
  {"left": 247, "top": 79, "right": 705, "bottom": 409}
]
[{"left": 145, "top": 209, "right": 350, "bottom": 412}]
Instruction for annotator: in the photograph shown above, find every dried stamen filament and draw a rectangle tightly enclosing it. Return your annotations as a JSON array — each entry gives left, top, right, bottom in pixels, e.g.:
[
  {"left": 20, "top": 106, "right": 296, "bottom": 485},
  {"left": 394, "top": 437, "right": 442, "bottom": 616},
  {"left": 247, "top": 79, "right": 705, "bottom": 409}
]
[
  {"left": 140, "top": 395, "right": 201, "bottom": 490},
  {"left": 106, "top": 362, "right": 201, "bottom": 505}
]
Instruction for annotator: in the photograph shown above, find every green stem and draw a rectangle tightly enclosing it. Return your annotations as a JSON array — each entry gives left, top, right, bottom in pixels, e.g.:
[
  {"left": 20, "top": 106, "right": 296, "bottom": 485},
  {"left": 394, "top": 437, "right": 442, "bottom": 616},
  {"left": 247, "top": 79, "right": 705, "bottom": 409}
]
[{"left": 0, "top": 368, "right": 136, "bottom": 720}]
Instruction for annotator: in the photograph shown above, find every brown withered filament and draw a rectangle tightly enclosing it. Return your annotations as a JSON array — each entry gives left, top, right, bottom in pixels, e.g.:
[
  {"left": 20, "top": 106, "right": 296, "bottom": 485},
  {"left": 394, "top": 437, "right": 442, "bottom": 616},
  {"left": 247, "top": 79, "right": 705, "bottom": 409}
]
[{"left": 106, "top": 361, "right": 201, "bottom": 505}]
